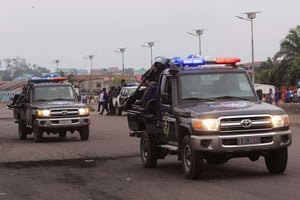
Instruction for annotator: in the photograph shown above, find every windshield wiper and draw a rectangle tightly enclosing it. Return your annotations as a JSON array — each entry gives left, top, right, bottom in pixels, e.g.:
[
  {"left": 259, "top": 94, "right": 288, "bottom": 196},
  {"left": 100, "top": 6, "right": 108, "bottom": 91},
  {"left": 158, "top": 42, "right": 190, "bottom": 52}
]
[
  {"left": 182, "top": 97, "right": 216, "bottom": 101},
  {"left": 213, "top": 96, "right": 250, "bottom": 101}
]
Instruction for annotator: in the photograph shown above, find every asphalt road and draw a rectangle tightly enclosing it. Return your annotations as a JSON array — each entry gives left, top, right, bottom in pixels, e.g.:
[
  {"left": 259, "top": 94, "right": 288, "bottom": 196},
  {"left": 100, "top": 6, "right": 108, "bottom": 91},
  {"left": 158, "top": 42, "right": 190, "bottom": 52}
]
[{"left": 0, "top": 105, "right": 299, "bottom": 200}]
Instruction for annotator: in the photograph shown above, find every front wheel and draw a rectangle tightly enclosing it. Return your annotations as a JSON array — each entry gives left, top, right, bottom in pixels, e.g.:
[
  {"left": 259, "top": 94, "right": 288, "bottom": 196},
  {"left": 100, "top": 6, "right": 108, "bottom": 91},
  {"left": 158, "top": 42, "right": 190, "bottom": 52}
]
[
  {"left": 182, "top": 135, "right": 204, "bottom": 179},
  {"left": 140, "top": 132, "right": 158, "bottom": 168},
  {"left": 79, "top": 126, "right": 89, "bottom": 141},
  {"left": 18, "top": 120, "right": 30, "bottom": 140},
  {"left": 265, "top": 148, "right": 288, "bottom": 174},
  {"left": 33, "top": 121, "right": 43, "bottom": 143}
]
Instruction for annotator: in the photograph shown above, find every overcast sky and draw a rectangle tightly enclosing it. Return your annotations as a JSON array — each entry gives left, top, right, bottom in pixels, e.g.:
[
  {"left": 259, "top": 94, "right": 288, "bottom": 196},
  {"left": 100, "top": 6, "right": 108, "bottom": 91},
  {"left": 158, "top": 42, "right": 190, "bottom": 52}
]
[{"left": 1, "top": 0, "right": 299, "bottom": 72}]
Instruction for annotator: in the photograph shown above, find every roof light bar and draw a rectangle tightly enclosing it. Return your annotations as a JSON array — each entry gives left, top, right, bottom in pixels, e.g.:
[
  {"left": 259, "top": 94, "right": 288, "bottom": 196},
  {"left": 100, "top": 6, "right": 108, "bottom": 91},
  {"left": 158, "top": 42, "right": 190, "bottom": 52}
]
[
  {"left": 215, "top": 57, "right": 241, "bottom": 64},
  {"left": 29, "top": 76, "right": 67, "bottom": 84},
  {"left": 171, "top": 54, "right": 205, "bottom": 67},
  {"left": 171, "top": 54, "right": 241, "bottom": 67}
]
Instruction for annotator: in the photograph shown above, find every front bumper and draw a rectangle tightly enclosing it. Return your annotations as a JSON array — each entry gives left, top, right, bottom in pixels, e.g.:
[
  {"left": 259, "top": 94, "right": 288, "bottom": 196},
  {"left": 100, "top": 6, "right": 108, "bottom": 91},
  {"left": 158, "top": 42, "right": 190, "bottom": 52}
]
[
  {"left": 36, "top": 116, "right": 90, "bottom": 128},
  {"left": 190, "top": 130, "right": 292, "bottom": 153}
]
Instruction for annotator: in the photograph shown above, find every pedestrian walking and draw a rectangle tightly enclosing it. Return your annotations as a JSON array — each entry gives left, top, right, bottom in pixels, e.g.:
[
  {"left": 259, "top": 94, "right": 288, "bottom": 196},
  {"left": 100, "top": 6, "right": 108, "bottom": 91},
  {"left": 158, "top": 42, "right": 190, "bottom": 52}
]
[
  {"left": 100, "top": 88, "right": 109, "bottom": 115},
  {"left": 97, "top": 90, "right": 104, "bottom": 112},
  {"left": 108, "top": 86, "right": 116, "bottom": 115}
]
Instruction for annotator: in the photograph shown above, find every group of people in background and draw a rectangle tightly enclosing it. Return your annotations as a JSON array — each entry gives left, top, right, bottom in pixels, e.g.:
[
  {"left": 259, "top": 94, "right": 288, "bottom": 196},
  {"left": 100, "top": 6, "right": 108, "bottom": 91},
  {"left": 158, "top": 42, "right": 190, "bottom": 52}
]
[
  {"left": 97, "top": 86, "right": 121, "bottom": 115},
  {"left": 262, "top": 87, "right": 300, "bottom": 105}
]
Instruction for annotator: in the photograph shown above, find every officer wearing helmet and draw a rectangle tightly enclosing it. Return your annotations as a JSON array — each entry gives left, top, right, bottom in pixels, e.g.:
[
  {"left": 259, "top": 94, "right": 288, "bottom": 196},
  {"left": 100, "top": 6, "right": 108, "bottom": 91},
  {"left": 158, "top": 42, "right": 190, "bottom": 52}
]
[
  {"left": 135, "top": 56, "right": 168, "bottom": 107},
  {"left": 142, "top": 56, "right": 168, "bottom": 82},
  {"left": 124, "top": 56, "right": 168, "bottom": 109}
]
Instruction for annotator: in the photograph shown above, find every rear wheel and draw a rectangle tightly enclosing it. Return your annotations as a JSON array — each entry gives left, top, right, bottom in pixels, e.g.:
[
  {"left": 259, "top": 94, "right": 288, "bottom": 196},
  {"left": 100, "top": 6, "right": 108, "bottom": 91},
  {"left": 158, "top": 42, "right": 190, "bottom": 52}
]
[
  {"left": 18, "top": 120, "right": 29, "bottom": 140},
  {"left": 79, "top": 126, "right": 89, "bottom": 141},
  {"left": 265, "top": 148, "right": 288, "bottom": 174},
  {"left": 33, "top": 121, "right": 43, "bottom": 143},
  {"left": 140, "top": 131, "right": 157, "bottom": 168},
  {"left": 182, "top": 135, "right": 204, "bottom": 179}
]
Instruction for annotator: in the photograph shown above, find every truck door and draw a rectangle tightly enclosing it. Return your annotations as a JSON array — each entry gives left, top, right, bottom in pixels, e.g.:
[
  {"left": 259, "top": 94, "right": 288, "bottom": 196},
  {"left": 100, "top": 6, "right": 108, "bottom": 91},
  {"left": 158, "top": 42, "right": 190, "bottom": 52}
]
[{"left": 160, "top": 75, "right": 178, "bottom": 144}]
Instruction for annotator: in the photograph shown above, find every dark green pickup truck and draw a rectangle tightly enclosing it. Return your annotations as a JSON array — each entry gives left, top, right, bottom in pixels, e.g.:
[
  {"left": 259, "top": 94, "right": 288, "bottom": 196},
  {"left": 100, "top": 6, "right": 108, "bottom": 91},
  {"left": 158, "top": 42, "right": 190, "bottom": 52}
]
[
  {"left": 9, "top": 77, "right": 90, "bottom": 143},
  {"left": 126, "top": 56, "right": 292, "bottom": 179}
]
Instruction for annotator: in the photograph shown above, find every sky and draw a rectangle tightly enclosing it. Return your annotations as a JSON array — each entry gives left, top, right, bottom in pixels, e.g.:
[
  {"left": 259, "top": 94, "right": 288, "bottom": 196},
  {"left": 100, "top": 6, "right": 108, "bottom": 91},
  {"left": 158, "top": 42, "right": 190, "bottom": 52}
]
[{"left": 0, "top": 0, "right": 299, "bottom": 72}]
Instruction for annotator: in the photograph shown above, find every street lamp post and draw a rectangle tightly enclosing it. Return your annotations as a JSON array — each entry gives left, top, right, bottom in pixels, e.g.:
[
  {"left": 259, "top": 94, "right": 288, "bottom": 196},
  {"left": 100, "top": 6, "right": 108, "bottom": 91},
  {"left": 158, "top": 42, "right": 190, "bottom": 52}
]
[
  {"left": 114, "top": 48, "right": 126, "bottom": 74},
  {"left": 236, "top": 12, "right": 261, "bottom": 84},
  {"left": 84, "top": 55, "right": 94, "bottom": 97},
  {"left": 141, "top": 41, "right": 156, "bottom": 66},
  {"left": 53, "top": 59, "right": 60, "bottom": 71},
  {"left": 187, "top": 29, "right": 205, "bottom": 55}
]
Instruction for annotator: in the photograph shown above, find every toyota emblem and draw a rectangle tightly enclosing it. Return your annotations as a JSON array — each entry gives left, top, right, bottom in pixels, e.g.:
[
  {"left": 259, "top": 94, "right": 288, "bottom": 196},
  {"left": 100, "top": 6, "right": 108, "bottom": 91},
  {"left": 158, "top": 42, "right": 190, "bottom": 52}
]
[
  {"left": 240, "top": 119, "right": 252, "bottom": 128},
  {"left": 62, "top": 110, "right": 68, "bottom": 115}
]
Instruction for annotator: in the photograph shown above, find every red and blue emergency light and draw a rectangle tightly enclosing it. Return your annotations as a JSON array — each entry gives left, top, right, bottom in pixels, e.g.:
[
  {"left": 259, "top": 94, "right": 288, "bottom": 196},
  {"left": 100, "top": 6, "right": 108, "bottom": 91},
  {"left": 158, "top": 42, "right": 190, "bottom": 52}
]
[
  {"left": 29, "top": 76, "right": 67, "bottom": 84},
  {"left": 171, "top": 54, "right": 240, "bottom": 67}
]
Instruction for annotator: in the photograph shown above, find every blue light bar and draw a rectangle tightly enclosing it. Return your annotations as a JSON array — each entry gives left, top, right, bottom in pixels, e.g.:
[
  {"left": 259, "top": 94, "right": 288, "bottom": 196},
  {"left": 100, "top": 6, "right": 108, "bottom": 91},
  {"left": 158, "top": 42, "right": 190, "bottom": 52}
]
[
  {"left": 171, "top": 54, "right": 205, "bottom": 67},
  {"left": 29, "top": 77, "right": 67, "bottom": 84}
]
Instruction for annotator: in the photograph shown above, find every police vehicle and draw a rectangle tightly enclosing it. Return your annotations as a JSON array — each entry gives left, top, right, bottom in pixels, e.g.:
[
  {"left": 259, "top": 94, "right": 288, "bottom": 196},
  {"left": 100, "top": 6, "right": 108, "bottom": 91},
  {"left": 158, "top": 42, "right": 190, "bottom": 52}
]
[
  {"left": 126, "top": 55, "right": 292, "bottom": 179},
  {"left": 9, "top": 74, "right": 90, "bottom": 143}
]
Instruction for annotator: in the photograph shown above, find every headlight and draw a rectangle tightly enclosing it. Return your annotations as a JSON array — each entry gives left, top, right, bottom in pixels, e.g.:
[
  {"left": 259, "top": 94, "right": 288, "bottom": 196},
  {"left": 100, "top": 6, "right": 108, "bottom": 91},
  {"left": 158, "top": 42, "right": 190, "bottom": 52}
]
[
  {"left": 79, "top": 108, "right": 89, "bottom": 115},
  {"left": 36, "top": 109, "right": 51, "bottom": 117},
  {"left": 192, "top": 118, "right": 219, "bottom": 131},
  {"left": 271, "top": 114, "right": 289, "bottom": 128}
]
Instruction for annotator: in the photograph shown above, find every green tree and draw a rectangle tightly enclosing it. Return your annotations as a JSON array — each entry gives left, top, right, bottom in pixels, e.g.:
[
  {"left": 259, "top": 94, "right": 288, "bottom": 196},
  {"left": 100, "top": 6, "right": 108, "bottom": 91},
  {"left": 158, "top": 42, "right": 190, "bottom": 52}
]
[
  {"left": 275, "top": 25, "right": 300, "bottom": 86},
  {"left": 1, "top": 57, "right": 50, "bottom": 81}
]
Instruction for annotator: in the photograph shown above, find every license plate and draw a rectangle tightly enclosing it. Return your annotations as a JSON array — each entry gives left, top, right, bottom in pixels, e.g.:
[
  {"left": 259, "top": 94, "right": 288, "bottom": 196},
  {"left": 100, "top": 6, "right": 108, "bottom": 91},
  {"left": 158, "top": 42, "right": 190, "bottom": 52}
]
[
  {"left": 237, "top": 136, "right": 261, "bottom": 145},
  {"left": 60, "top": 120, "right": 71, "bottom": 125}
]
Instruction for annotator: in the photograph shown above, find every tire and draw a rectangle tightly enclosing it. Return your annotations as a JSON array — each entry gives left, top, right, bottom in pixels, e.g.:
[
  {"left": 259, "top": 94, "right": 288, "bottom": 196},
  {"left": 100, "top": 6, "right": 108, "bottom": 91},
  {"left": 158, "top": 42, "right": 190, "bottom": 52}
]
[
  {"left": 79, "top": 126, "right": 89, "bottom": 141},
  {"left": 59, "top": 131, "right": 67, "bottom": 138},
  {"left": 33, "top": 121, "right": 43, "bottom": 143},
  {"left": 265, "top": 148, "right": 288, "bottom": 174},
  {"left": 140, "top": 132, "right": 158, "bottom": 168},
  {"left": 182, "top": 135, "right": 204, "bottom": 179},
  {"left": 18, "top": 120, "right": 29, "bottom": 140}
]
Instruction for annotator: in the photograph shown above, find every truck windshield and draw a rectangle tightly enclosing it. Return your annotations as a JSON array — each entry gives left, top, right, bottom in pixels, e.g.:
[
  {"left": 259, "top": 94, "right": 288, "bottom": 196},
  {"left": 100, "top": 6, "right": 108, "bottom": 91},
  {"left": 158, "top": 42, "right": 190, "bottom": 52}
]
[
  {"left": 34, "top": 86, "right": 76, "bottom": 101},
  {"left": 180, "top": 72, "right": 256, "bottom": 101}
]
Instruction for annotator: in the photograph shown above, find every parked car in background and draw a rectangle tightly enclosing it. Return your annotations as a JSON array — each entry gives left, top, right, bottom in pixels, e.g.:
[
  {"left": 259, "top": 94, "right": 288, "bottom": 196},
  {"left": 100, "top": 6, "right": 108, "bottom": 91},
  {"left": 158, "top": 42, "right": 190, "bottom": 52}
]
[{"left": 112, "top": 85, "right": 144, "bottom": 115}]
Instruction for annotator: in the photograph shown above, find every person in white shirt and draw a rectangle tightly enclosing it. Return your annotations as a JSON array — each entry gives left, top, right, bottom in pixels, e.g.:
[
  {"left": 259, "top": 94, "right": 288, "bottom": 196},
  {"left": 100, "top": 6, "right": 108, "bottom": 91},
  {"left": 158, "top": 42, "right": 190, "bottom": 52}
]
[
  {"left": 297, "top": 87, "right": 300, "bottom": 103},
  {"left": 97, "top": 91, "right": 104, "bottom": 112}
]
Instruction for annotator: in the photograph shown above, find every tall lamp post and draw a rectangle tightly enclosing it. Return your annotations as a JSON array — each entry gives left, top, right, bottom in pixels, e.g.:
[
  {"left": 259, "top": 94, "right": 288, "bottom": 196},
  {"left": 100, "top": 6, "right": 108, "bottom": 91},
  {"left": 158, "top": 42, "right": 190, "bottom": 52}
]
[
  {"left": 141, "top": 41, "right": 156, "bottom": 66},
  {"left": 236, "top": 12, "right": 261, "bottom": 84},
  {"left": 84, "top": 55, "right": 94, "bottom": 97},
  {"left": 53, "top": 59, "right": 60, "bottom": 72},
  {"left": 114, "top": 48, "right": 126, "bottom": 74},
  {"left": 187, "top": 29, "right": 205, "bottom": 55}
]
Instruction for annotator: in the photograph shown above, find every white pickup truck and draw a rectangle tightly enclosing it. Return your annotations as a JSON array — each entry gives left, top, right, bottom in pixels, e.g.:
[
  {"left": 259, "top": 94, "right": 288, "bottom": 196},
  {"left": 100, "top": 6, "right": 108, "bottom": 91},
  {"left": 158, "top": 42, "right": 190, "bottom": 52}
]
[{"left": 112, "top": 85, "right": 141, "bottom": 115}]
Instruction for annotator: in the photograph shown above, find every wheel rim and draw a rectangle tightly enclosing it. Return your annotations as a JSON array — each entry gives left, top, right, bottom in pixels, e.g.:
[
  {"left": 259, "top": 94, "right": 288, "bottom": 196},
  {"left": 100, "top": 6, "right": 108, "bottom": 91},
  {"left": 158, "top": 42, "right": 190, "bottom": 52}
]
[{"left": 184, "top": 144, "right": 192, "bottom": 171}]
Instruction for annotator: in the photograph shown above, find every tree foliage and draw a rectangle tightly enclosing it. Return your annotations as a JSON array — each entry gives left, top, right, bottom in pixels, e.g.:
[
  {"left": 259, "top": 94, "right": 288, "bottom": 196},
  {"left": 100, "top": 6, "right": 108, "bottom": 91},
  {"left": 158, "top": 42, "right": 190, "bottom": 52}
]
[
  {"left": 256, "top": 25, "right": 300, "bottom": 87},
  {"left": 0, "top": 57, "right": 50, "bottom": 81}
]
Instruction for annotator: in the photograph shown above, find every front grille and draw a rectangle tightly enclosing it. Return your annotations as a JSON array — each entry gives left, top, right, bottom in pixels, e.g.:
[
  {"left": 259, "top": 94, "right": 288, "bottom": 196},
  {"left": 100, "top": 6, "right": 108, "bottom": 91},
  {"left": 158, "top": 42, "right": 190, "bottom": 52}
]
[
  {"left": 220, "top": 115, "right": 272, "bottom": 134},
  {"left": 50, "top": 108, "right": 79, "bottom": 117}
]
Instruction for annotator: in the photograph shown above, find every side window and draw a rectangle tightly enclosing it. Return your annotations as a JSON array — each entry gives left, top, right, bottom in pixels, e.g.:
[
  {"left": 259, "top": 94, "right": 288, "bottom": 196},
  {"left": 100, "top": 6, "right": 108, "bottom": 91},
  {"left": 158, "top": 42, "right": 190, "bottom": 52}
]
[{"left": 161, "top": 75, "right": 172, "bottom": 105}]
